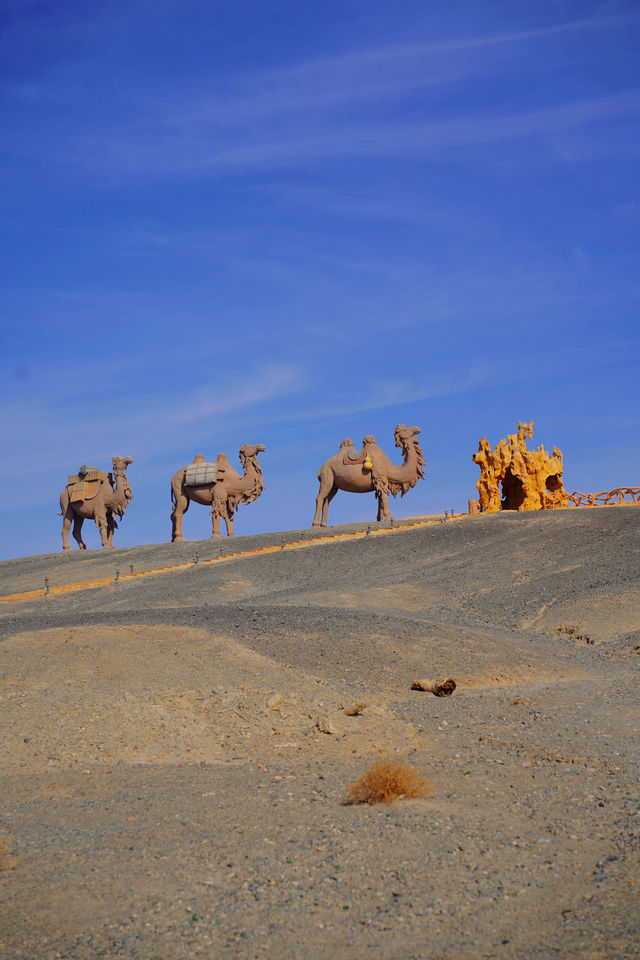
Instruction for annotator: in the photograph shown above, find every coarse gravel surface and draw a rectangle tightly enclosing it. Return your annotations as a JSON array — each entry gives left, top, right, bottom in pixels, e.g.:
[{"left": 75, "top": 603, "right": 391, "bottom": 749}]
[{"left": 0, "top": 507, "right": 639, "bottom": 959}]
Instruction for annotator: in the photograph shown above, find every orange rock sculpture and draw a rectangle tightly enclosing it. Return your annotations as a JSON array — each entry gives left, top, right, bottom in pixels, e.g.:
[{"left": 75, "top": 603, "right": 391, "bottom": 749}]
[
  {"left": 472, "top": 421, "right": 567, "bottom": 513},
  {"left": 312, "top": 424, "right": 425, "bottom": 527},
  {"left": 60, "top": 457, "right": 134, "bottom": 550},
  {"left": 170, "top": 444, "right": 265, "bottom": 540}
]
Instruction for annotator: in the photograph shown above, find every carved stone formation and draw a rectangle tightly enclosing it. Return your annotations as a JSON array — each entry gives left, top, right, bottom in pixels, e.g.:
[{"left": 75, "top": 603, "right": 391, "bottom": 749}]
[
  {"left": 471, "top": 420, "right": 567, "bottom": 513},
  {"left": 60, "top": 456, "right": 134, "bottom": 550},
  {"left": 170, "top": 444, "right": 266, "bottom": 540},
  {"left": 312, "top": 424, "right": 426, "bottom": 527}
]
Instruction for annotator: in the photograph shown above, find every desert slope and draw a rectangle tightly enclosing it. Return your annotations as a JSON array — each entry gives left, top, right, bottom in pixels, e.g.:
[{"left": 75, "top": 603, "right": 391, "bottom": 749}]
[{"left": 1, "top": 507, "right": 639, "bottom": 959}]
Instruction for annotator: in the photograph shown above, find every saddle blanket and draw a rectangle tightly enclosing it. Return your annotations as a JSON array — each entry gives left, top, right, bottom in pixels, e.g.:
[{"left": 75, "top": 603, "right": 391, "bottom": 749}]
[
  {"left": 185, "top": 462, "right": 219, "bottom": 486},
  {"left": 343, "top": 448, "right": 367, "bottom": 466},
  {"left": 69, "top": 479, "right": 101, "bottom": 502}
]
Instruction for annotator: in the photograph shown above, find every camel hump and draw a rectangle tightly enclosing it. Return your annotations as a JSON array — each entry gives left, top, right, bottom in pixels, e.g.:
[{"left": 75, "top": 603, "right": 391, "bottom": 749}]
[
  {"left": 193, "top": 453, "right": 206, "bottom": 463},
  {"left": 362, "top": 435, "right": 376, "bottom": 446}
]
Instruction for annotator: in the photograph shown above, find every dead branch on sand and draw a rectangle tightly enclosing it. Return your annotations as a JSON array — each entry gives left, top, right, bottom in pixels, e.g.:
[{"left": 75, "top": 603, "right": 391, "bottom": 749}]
[{"left": 410, "top": 677, "right": 457, "bottom": 696}]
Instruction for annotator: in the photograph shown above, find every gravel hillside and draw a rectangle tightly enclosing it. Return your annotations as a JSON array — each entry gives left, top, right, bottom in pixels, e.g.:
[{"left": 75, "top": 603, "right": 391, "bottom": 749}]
[{"left": 1, "top": 507, "right": 638, "bottom": 960}]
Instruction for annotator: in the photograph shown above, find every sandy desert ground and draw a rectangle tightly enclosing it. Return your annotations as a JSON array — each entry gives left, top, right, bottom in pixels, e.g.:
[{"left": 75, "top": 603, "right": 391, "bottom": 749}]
[{"left": 0, "top": 507, "right": 639, "bottom": 960}]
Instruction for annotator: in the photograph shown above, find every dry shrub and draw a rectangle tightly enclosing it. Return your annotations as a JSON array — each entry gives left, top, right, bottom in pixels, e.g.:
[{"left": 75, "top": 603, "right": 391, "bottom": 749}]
[
  {"left": 554, "top": 624, "right": 592, "bottom": 644},
  {"left": 347, "top": 759, "right": 432, "bottom": 805}
]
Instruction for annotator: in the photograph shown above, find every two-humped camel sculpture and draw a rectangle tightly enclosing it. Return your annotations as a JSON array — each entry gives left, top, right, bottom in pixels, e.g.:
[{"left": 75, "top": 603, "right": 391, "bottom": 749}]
[
  {"left": 60, "top": 456, "right": 134, "bottom": 550},
  {"left": 171, "top": 444, "right": 266, "bottom": 540},
  {"left": 312, "top": 424, "right": 425, "bottom": 527}
]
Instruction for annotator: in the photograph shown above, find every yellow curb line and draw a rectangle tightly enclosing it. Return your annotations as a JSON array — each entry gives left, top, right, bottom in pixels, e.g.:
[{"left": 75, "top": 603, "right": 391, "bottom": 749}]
[{"left": 0, "top": 516, "right": 448, "bottom": 605}]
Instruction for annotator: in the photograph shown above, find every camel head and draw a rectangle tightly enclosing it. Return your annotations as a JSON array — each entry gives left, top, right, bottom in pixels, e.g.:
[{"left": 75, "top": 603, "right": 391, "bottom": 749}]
[
  {"left": 111, "top": 456, "right": 133, "bottom": 510},
  {"left": 231, "top": 444, "right": 266, "bottom": 510},
  {"left": 238, "top": 444, "right": 266, "bottom": 473},
  {"left": 112, "top": 456, "right": 133, "bottom": 473},
  {"left": 394, "top": 424, "right": 421, "bottom": 448},
  {"left": 239, "top": 443, "right": 266, "bottom": 459},
  {"left": 391, "top": 424, "right": 426, "bottom": 487}
]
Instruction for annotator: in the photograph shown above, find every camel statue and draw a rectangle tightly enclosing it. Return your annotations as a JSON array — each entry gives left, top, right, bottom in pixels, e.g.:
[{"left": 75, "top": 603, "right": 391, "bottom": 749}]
[
  {"left": 312, "top": 424, "right": 425, "bottom": 527},
  {"left": 60, "top": 457, "right": 133, "bottom": 550},
  {"left": 171, "top": 444, "right": 266, "bottom": 540}
]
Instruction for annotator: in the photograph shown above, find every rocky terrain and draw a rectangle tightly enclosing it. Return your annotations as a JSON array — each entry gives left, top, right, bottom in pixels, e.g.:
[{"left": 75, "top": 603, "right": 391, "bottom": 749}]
[{"left": 0, "top": 507, "right": 638, "bottom": 959}]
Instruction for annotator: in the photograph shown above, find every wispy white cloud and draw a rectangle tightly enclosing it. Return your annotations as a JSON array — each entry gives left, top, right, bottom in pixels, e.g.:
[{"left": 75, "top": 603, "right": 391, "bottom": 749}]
[
  {"left": 65, "top": 89, "right": 639, "bottom": 178},
  {"left": 9, "top": 13, "right": 638, "bottom": 176},
  {"left": 263, "top": 361, "right": 496, "bottom": 426},
  {"left": 0, "top": 362, "right": 303, "bottom": 509},
  {"left": 167, "top": 16, "right": 623, "bottom": 125},
  {"left": 262, "top": 332, "right": 640, "bottom": 428},
  {"left": 8, "top": 16, "right": 605, "bottom": 115},
  {"left": 164, "top": 364, "right": 302, "bottom": 426}
]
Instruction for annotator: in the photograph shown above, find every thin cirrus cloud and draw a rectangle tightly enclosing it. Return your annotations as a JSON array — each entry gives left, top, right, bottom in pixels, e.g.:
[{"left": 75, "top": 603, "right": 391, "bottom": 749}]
[
  {"left": 147, "top": 16, "right": 620, "bottom": 126},
  {"left": 267, "top": 361, "right": 496, "bottom": 426},
  {"left": 17, "top": 13, "right": 634, "bottom": 176},
  {"left": 164, "top": 363, "right": 302, "bottom": 427},
  {"left": 7, "top": 17, "right": 596, "bottom": 114},
  {"left": 267, "top": 329, "right": 640, "bottom": 428},
  {"left": 0, "top": 363, "right": 302, "bottom": 473},
  {"left": 80, "top": 89, "right": 640, "bottom": 177}
]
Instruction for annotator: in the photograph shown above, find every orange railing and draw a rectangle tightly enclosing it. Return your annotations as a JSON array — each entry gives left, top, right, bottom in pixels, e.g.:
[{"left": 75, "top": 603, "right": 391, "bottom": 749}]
[{"left": 568, "top": 487, "right": 640, "bottom": 508}]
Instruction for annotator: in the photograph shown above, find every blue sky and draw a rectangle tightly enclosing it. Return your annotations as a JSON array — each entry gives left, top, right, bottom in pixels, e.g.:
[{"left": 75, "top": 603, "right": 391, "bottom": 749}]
[{"left": 1, "top": 0, "right": 639, "bottom": 559}]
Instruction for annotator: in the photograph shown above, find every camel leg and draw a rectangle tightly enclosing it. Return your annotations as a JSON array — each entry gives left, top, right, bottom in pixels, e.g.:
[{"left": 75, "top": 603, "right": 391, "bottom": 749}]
[
  {"left": 61, "top": 503, "right": 75, "bottom": 551},
  {"left": 378, "top": 491, "right": 392, "bottom": 522},
  {"left": 313, "top": 469, "right": 335, "bottom": 527},
  {"left": 95, "top": 510, "right": 113, "bottom": 549},
  {"left": 210, "top": 497, "right": 224, "bottom": 538},
  {"left": 72, "top": 516, "right": 87, "bottom": 550},
  {"left": 224, "top": 511, "right": 235, "bottom": 537},
  {"left": 321, "top": 486, "right": 338, "bottom": 527},
  {"left": 171, "top": 492, "right": 189, "bottom": 542},
  {"left": 105, "top": 510, "right": 117, "bottom": 547},
  {"left": 376, "top": 493, "right": 392, "bottom": 522}
]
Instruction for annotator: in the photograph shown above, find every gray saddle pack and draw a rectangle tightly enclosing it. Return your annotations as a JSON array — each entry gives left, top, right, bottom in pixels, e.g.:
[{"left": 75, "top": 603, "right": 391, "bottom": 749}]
[{"left": 185, "top": 462, "right": 219, "bottom": 486}]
